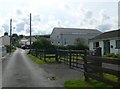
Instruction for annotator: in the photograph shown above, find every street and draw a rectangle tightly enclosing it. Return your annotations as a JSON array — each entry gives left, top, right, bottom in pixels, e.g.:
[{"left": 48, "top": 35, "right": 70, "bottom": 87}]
[{"left": 2, "top": 48, "right": 63, "bottom": 87}]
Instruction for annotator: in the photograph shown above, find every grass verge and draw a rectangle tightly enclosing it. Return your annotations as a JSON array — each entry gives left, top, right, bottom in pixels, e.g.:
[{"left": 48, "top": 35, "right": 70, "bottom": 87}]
[
  {"left": 64, "top": 77, "right": 113, "bottom": 89},
  {"left": 28, "top": 54, "right": 45, "bottom": 64},
  {"left": 11, "top": 48, "right": 16, "bottom": 53}
]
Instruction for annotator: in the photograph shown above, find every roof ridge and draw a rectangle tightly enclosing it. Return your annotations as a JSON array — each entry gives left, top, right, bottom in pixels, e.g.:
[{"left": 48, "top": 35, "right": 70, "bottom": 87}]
[{"left": 53, "top": 27, "right": 99, "bottom": 31}]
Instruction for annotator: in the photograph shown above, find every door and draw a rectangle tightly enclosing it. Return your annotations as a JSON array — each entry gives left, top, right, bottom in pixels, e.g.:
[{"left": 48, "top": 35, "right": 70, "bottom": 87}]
[{"left": 103, "top": 40, "right": 110, "bottom": 54}]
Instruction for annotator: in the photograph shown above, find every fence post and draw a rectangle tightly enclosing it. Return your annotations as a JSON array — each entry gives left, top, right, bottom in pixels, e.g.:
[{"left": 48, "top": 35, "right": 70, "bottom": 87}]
[
  {"left": 95, "top": 47, "right": 103, "bottom": 76},
  {"left": 55, "top": 50, "right": 59, "bottom": 63},
  {"left": 35, "top": 49, "right": 38, "bottom": 57},
  {"left": 95, "top": 47, "right": 102, "bottom": 56},
  {"left": 69, "top": 50, "right": 72, "bottom": 68},
  {"left": 118, "top": 76, "right": 120, "bottom": 87},
  {"left": 84, "top": 49, "right": 89, "bottom": 81},
  {"left": 43, "top": 50, "right": 46, "bottom": 62}
]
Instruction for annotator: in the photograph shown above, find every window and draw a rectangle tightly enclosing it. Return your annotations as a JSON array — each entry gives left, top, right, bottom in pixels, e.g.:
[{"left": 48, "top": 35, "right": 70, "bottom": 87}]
[
  {"left": 116, "top": 40, "right": 120, "bottom": 49},
  {"left": 64, "top": 38, "right": 67, "bottom": 45},
  {"left": 93, "top": 42, "right": 99, "bottom": 49}
]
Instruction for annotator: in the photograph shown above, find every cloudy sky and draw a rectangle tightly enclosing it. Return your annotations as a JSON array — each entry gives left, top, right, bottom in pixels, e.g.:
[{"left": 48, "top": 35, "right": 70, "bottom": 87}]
[{"left": 0, "top": 0, "right": 119, "bottom": 36}]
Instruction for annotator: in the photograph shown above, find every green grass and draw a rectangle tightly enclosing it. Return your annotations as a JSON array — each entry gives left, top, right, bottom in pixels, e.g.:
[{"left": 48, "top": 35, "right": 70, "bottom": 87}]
[
  {"left": 103, "top": 73, "right": 118, "bottom": 82},
  {"left": 12, "top": 48, "right": 16, "bottom": 53},
  {"left": 64, "top": 77, "right": 113, "bottom": 89},
  {"left": 28, "top": 54, "right": 45, "bottom": 64},
  {"left": 44, "top": 58, "right": 56, "bottom": 63}
]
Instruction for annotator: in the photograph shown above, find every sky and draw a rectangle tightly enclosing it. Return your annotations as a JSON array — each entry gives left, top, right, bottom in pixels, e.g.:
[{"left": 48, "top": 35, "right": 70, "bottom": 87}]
[{"left": 0, "top": 0, "right": 119, "bottom": 36}]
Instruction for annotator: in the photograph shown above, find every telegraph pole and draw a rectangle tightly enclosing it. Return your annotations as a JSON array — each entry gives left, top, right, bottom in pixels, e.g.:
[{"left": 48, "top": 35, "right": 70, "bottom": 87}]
[
  {"left": 30, "top": 13, "right": 32, "bottom": 52},
  {"left": 10, "top": 19, "right": 12, "bottom": 53}
]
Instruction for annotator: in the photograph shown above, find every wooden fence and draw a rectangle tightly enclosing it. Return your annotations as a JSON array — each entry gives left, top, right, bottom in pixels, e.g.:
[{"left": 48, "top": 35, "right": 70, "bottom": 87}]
[
  {"left": 84, "top": 55, "right": 120, "bottom": 87},
  {"left": 30, "top": 48, "right": 120, "bottom": 87},
  {"left": 31, "top": 49, "right": 86, "bottom": 69},
  {"left": 31, "top": 49, "right": 57, "bottom": 62},
  {"left": 57, "top": 49, "right": 85, "bottom": 70}
]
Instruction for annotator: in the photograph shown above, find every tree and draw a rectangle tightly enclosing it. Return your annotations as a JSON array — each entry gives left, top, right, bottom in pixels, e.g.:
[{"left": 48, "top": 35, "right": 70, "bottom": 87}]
[
  {"left": 4, "top": 32, "right": 8, "bottom": 36},
  {"left": 74, "top": 38, "right": 88, "bottom": 49},
  {"left": 31, "top": 37, "right": 54, "bottom": 50},
  {"left": 19, "top": 35, "right": 24, "bottom": 39},
  {"left": 12, "top": 33, "right": 19, "bottom": 47}
]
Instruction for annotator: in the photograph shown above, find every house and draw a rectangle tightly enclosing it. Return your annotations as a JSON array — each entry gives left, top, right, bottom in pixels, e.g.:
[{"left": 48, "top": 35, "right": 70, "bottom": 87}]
[
  {"left": 0, "top": 36, "right": 8, "bottom": 58},
  {"left": 89, "top": 29, "right": 120, "bottom": 55},
  {"left": 1, "top": 35, "right": 10, "bottom": 46},
  {"left": 0, "top": 37, "right": 2, "bottom": 59},
  {"left": 25, "top": 37, "right": 37, "bottom": 46},
  {"left": 50, "top": 27, "right": 102, "bottom": 46},
  {"left": 19, "top": 37, "right": 37, "bottom": 49},
  {"left": 19, "top": 37, "right": 28, "bottom": 46}
]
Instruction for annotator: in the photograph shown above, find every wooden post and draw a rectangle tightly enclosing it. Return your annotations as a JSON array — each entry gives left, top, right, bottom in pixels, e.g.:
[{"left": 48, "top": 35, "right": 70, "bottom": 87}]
[
  {"left": 118, "top": 74, "right": 120, "bottom": 87},
  {"left": 10, "top": 19, "right": 12, "bottom": 54},
  {"left": 30, "top": 13, "right": 32, "bottom": 52},
  {"left": 95, "top": 47, "right": 102, "bottom": 56},
  {"left": 43, "top": 50, "right": 46, "bottom": 62},
  {"left": 95, "top": 47, "right": 103, "bottom": 76},
  {"left": 83, "top": 49, "right": 89, "bottom": 81},
  {"left": 35, "top": 49, "right": 37, "bottom": 57},
  {"left": 69, "top": 50, "right": 72, "bottom": 68},
  {"left": 55, "top": 50, "right": 58, "bottom": 63}
]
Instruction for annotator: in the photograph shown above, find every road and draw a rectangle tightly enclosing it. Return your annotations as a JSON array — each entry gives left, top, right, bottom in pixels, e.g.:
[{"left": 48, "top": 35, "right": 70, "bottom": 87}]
[
  {"left": 2, "top": 48, "right": 63, "bottom": 87},
  {"left": 0, "top": 59, "right": 2, "bottom": 88}
]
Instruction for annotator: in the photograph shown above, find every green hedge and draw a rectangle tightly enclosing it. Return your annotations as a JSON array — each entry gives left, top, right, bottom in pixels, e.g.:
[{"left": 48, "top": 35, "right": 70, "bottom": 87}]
[{"left": 103, "top": 53, "right": 120, "bottom": 59}]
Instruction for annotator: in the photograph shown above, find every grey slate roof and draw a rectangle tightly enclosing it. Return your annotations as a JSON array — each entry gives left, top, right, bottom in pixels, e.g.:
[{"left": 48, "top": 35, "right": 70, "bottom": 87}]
[
  {"left": 51, "top": 27, "right": 102, "bottom": 35},
  {"left": 90, "top": 29, "right": 120, "bottom": 40}
]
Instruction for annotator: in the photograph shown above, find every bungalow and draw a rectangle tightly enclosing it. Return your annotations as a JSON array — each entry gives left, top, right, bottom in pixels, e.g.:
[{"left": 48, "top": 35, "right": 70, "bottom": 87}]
[
  {"left": 19, "top": 37, "right": 37, "bottom": 49},
  {"left": 25, "top": 37, "right": 37, "bottom": 46},
  {"left": 50, "top": 27, "right": 102, "bottom": 46},
  {"left": 89, "top": 29, "right": 120, "bottom": 55}
]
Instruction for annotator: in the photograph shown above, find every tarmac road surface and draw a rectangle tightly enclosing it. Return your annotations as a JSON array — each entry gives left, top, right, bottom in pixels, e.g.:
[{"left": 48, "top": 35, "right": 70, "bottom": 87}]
[{"left": 2, "top": 48, "right": 63, "bottom": 87}]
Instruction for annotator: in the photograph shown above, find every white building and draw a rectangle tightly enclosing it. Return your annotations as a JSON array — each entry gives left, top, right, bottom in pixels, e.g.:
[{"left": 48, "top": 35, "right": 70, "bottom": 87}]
[
  {"left": 25, "top": 37, "right": 37, "bottom": 46},
  {"left": 19, "top": 37, "right": 28, "bottom": 45},
  {"left": 89, "top": 29, "right": 120, "bottom": 55},
  {"left": 50, "top": 27, "right": 102, "bottom": 46},
  {"left": 0, "top": 36, "right": 8, "bottom": 58},
  {"left": 0, "top": 37, "right": 2, "bottom": 59},
  {"left": 1, "top": 35, "right": 10, "bottom": 46}
]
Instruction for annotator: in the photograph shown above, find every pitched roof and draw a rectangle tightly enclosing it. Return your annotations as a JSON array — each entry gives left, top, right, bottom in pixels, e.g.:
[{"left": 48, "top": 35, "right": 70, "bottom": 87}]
[
  {"left": 90, "top": 29, "right": 120, "bottom": 40},
  {"left": 51, "top": 27, "right": 102, "bottom": 35}
]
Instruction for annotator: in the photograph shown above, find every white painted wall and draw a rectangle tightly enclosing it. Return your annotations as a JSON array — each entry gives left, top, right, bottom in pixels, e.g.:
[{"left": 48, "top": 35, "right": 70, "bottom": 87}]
[
  {"left": 110, "top": 40, "right": 118, "bottom": 54},
  {"left": 89, "top": 41, "right": 104, "bottom": 55},
  {"left": 51, "top": 28, "right": 102, "bottom": 46},
  {"left": 99, "top": 41, "right": 104, "bottom": 55},
  {"left": 2, "top": 36, "right": 10, "bottom": 46},
  {"left": 0, "top": 43, "right": 1, "bottom": 88},
  {"left": 0, "top": 37, "right": 2, "bottom": 59},
  {"left": 89, "top": 39, "right": 119, "bottom": 55},
  {"left": 89, "top": 42, "right": 93, "bottom": 51}
]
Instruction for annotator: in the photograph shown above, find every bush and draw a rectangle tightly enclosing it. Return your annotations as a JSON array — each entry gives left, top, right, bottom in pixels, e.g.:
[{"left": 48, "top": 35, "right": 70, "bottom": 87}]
[
  {"left": 6, "top": 46, "right": 11, "bottom": 53},
  {"left": 31, "top": 37, "right": 56, "bottom": 50},
  {"left": 55, "top": 45, "right": 89, "bottom": 50},
  {"left": 104, "top": 53, "right": 120, "bottom": 59},
  {"left": 5, "top": 45, "right": 16, "bottom": 53}
]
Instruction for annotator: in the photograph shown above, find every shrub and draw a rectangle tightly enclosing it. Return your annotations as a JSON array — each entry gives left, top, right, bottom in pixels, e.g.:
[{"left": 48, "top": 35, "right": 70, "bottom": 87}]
[
  {"left": 31, "top": 37, "right": 56, "bottom": 50},
  {"left": 104, "top": 53, "right": 120, "bottom": 59}
]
